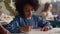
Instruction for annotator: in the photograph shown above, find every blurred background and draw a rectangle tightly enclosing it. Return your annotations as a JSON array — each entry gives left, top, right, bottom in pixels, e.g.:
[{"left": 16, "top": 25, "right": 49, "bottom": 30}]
[{"left": 0, "top": 0, "right": 60, "bottom": 16}]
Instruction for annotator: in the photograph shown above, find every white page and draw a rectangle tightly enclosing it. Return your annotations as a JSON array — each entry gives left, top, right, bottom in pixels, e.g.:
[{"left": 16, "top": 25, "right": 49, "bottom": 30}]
[
  {"left": 11, "top": 28, "right": 60, "bottom": 34},
  {"left": 28, "top": 28, "right": 60, "bottom": 34}
]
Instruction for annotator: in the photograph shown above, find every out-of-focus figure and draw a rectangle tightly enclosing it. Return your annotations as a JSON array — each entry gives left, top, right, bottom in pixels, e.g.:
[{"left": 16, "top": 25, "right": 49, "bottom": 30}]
[
  {"left": 0, "top": 6, "right": 3, "bottom": 20},
  {"left": 40, "top": 3, "right": 54, "bottom": 20},
  {"left": 0, "top": 6, "right": 13, "bottom": 25}
]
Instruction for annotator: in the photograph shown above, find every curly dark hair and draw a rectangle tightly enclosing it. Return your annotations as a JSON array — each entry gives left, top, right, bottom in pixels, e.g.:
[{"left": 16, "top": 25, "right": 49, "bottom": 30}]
[{"left": 15, "top": 0, "right": 39, "bottom": 15}]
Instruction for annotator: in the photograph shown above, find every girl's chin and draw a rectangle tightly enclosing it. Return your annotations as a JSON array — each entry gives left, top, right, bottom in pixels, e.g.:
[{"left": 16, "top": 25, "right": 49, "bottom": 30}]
[{"left": 26, "top": 17, "right": 32, "bottom": 20}]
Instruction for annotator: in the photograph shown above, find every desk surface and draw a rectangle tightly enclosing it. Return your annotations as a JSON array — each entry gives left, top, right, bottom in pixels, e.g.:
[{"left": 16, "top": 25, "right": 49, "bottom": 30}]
[
  {"left": 47, "top": 20, "right": 60, "bottom": 28},
  {"left": 11, "top": 28, "right": 60, "bottom": 34}
]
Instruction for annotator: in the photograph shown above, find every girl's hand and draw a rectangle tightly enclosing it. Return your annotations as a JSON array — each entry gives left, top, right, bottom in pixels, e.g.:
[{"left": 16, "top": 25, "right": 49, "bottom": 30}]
[
  {"left": 20, "top": 26, "right": 32, "bottom": 32},
  {"left": 41, "top": 26, "right": 50, "bottom": 31}
]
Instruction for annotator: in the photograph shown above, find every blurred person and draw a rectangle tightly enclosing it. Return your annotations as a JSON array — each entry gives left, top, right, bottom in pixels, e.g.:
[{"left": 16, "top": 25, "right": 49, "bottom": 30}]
[
  {"left": 40, "top": 3, "right": 54, "bottom": 20},
  {"left": 0, "top": 0, "right": 52, "bottom": 33},
  {"left": 0, "top": 7, "right": 13, "bottom": 25},
  {"left": 0, "top": 7, "right": 11, "bottom": 34},
  {"left": 0, "top": 7, "right": 3, "bottom": 20}
]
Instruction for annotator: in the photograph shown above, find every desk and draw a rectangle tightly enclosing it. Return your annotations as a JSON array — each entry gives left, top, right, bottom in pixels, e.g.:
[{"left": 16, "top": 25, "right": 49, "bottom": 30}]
[
  {"left": 47, "top": 20, "right": 60, "bottom": 28},
  {"left": 11, "top": 28, "right": 60, "bottom": 34}
]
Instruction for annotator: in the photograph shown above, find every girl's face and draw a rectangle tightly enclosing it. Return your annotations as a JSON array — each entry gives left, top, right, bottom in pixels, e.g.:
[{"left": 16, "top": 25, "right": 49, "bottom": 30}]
[
  {"left": 23, "top": 4, "right": 35, "bottom": 19},
  {"left": 0, "top": 9, "right": 2, "bottom": 16},
  {"left": 48, "top": 4, "right": 52, "bottom": 11}
]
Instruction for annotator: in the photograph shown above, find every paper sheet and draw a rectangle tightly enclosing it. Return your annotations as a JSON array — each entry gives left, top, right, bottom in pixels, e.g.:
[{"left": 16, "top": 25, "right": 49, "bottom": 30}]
[
  {"left": 11, "top": 28, "right": 60, "bottom": 34},
  {"left": 28, "top": 28, "right": 60, "bottom": 34}
]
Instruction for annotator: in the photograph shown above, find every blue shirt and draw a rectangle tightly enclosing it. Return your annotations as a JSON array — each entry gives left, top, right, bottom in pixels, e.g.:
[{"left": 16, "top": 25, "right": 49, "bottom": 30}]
[{"left": 3, "top": 15, "right": 52, "bottom": 33}]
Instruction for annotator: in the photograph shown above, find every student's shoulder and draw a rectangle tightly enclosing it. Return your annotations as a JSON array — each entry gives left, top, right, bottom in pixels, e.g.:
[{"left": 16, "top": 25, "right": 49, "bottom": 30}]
[
  {"left": 14, "top": 15, "right": 24, "bottom": 20},
  {"left": 33, "top": 14, "right": 39, "bottom": 17},
  {"left": 32, "top": 14, "right": 43, "bottom": 21},
  {"left": 32, "top": 14, "right": 41, "bottom": 18}
]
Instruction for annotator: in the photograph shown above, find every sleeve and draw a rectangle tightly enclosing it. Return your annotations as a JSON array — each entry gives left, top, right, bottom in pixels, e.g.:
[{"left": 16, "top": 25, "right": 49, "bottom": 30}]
[
  {"left": 3, "top": 17, "right": 20, "bottom": 33},
  {"left": 37, "top": 16, "right": 53, "bottom": 29}
]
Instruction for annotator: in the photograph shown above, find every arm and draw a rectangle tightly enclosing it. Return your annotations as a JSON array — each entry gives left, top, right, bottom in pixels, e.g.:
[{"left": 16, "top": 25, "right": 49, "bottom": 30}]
[
  {"left": 3, "top": 16, "right": 20, "bottom": 33},
  {"left": 38, "top": 16, "right": 53, "bottom": 31},
  {"left": 0, "top": 25, "right": 11, "bottom": 34},
  {"left": 3, "top": 16, "right": 31, "bottom": 33}
]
